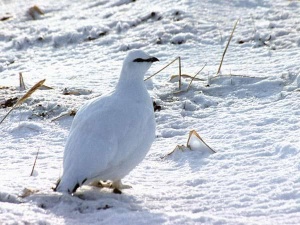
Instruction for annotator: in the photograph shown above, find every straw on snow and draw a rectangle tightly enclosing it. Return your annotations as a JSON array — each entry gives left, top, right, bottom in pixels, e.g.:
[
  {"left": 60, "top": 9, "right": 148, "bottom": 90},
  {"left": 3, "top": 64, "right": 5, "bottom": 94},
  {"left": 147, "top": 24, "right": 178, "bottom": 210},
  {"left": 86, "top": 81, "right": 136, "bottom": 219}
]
[
  {"left": 0, "top": 79, "right": 46, "bottom": 124},
  {"left": 30, "top": 148, "right": 40, "bottom": 176},
  {"left": 187, "top": 130, "right": 216, "bottom": 153},
  {"left": 162, "top": 130, "right": 216, "bottom": 158},
  {"left": 145, "top": 56, "right": 182, "bottom": 90},
  {"left": 19, "top": 73, "right": 26, "bottom": 91},
  {"left": 186, "top": 63, "right": 207, "bottom": 92},
  {"left": 216, "top": 19, "right": 239, "bottom": 76}
]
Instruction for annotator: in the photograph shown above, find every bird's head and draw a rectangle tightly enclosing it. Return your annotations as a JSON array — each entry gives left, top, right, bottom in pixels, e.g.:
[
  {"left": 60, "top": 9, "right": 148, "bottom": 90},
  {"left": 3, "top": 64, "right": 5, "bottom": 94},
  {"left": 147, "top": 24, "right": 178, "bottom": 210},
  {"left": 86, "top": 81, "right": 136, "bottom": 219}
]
[{"left": 121, "top": 49, "right": 159, "bottom": 79}]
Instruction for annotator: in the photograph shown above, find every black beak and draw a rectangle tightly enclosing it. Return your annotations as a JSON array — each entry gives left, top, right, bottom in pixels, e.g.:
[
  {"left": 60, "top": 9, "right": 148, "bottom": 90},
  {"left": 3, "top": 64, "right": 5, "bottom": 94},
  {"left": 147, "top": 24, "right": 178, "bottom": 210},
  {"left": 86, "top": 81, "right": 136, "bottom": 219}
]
[
  {"left": 147, "top": 57, "right": 159, "bottom": 62},
  {"left": 133, "top": 57, "right": 159, "bottom": 63}
]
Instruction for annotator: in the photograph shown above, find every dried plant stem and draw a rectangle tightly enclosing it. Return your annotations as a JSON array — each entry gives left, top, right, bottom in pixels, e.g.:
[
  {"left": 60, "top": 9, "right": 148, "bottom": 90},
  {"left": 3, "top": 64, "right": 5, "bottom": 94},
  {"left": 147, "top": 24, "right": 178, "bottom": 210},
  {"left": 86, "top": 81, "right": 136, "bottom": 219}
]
[
  {"left": 161, "top": 145, "right": 185, "bottom": 159},
  {"left": 0, "top": 79, "right": 46, "bottom": 125},
  {"left": 0, "top": 108, "right": 14, "bottom": 124},
  {"left": 216, "top": 19, "right": 239, "bottom": 76},
  {"left": 186, "top": 63, "right": 207, "bottom": 92},
  {"left": 19, "top": 72, "right": 26, "bottom": 91},
  {"left": 211, "top": 74, "right": 263, "bottom": 80},
  {"left": 15, "top": 79, "right": 45, "bottom": 107},
  {"left": 51, "top": 113, "right": 69, "bottom": 122},
  {"left": 187, "top": 130, "right": 216, "bottom": 153},
  {"left": 144, "top": 57, "right": 180, "bottom": 81},
  {"left": 178, "top": 56, "right": 182, "bottom": 90},
  {"left": 51, "top": 110, "right": 77, "bottom": 122},
  {"left": 30, "top": 148, "right": 40, "bottom": 176},
  {"left": 162, "top": 130, "right": 216, "bottom": 158},
  {"left": 169, "top": 74, "right": 205, "bottom": 82}
]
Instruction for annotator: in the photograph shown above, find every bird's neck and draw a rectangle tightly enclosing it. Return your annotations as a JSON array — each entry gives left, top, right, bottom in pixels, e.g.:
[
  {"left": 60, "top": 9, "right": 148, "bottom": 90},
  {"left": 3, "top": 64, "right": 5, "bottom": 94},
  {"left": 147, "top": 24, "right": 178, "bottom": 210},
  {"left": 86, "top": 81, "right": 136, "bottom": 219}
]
[{"left": 116, "top": 70, "right": 149, "bottom": 100}]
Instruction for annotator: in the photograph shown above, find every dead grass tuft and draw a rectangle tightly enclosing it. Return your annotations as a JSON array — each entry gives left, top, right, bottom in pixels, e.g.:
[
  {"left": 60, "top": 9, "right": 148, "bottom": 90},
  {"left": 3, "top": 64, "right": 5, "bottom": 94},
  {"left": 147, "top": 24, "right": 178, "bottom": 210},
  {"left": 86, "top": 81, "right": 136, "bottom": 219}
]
[
  {"left": 162, "top": 130, "right": 216, "bottom": 158},
  {"left": 28, "top": 5, "right": 44, "bottom": 20},
  {"left": 0, "top": 79, "right": 46, "bottom": 125}
]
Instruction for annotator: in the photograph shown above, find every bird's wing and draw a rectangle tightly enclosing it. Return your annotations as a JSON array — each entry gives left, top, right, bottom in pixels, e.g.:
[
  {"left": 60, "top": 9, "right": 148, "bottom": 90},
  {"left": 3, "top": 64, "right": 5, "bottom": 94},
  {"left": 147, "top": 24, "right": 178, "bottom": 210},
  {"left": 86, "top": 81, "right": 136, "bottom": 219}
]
[{"left": 62, "top": 93, "right": 154, "bottom": 183}]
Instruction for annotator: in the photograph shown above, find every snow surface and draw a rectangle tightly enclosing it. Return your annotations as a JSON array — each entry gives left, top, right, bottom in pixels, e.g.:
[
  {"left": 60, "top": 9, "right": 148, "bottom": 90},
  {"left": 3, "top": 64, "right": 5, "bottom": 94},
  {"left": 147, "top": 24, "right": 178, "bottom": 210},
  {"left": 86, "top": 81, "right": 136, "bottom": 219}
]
[{"left": 1, "top": 0, "right": 300, "bottom": 224}]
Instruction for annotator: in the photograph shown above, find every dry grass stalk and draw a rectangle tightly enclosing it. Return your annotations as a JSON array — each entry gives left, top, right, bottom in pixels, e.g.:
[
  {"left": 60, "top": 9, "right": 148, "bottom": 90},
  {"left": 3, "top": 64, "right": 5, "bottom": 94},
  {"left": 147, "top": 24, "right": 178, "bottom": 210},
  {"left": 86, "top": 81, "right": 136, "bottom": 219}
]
[
  {"left": 51, "top": 109, "right": 77, "bottom": 122},
  {"left": 187, "top": 130, "right": 216, "bottom": 153},
  {"left": 28, "top": 5, "right": 44, "bottom": 20},
  {"left": 144, "top": 56, "right": 183, "bottom": 90},
  {"left": 162, "top": 130, "right": 216, "bottom": 158},
  {"left": 186, "top": 63, "right": 207, "bottom": 92},
  {"left": 145, "top": 58, "right": 173, "bottom": 81},
  {"left": 210, "top": 74, "right": 264, "bottom": 81},
  {"left": 0, "top": 79, "right": 46, "bottom": 125},
  {"left": 30, "top": 148, "right": 40, "bottom": 176},
  {"left": 19, "top": 72, "right": 26, "bottom": 91},
  {"left": 39, "top": 84, "right": 53, "bottom": 90},
  {"left": 178, "top": 57, "right": 182, "bottom": 90},
  {"left": 15, "top": 79, "right": 45, "bottom": 107},
  {"left": 20, "top": 73, "right": 52, "bottom": 90},
  {"left": 216, "top": 19, "right": 239, "bottom": 76},
  {"left": 144, "top": 57, "right": 180, "bottom": 81},
  {"left": 169, "top": 74, "right": 205, "bottom": 82},
  {"left": 161, "top": 144, "right": 186, "bottom": 159}
]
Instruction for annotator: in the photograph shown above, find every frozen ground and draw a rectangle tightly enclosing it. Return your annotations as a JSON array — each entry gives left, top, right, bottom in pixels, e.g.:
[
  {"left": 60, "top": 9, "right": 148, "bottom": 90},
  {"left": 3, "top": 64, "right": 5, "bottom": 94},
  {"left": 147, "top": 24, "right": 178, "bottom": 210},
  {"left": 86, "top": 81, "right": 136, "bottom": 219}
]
[{"left": 1, "top": 0, "right": 300, "bottom": 224}]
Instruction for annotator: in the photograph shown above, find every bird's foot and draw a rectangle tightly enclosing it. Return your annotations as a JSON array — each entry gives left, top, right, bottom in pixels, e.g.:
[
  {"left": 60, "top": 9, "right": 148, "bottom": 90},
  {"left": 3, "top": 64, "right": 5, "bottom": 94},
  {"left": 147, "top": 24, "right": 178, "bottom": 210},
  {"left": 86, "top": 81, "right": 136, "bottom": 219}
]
[
  {"left": 110, "top": 180, "right": 132, "bottom": 194},
  {"left": 93, "top": 180, "right": 132, "bottom": 189},
  {"left": 89, "top": 180, "right": 132, "bottom": 194},
  {"left": 89, "top": 180, "right": 105, "bottom": 188},
  {"left": 111, "top": 180, "right": 132, "bottom": 190},
  {"left": 112, "top": 188, "right": 122, "bottom": 194}
]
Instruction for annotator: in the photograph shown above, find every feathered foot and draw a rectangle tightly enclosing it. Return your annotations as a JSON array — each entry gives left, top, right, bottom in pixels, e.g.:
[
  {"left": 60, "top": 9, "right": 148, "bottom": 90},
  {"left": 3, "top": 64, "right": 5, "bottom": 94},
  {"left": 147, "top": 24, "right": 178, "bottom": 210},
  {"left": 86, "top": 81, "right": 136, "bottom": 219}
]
[{"left": 90, "top": 180, "right": 132, "bottom": 194}]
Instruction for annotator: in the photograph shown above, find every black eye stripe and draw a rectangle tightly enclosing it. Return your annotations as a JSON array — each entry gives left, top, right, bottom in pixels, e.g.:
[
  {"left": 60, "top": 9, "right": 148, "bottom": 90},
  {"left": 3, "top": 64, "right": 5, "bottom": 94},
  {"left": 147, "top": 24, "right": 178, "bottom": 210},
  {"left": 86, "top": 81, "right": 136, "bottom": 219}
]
[
  {"left": 133, "top": 57, "right": 159, "bottom": 62},
  {"left": 133, "top": 58, "right": 145, "bottom": 62}
]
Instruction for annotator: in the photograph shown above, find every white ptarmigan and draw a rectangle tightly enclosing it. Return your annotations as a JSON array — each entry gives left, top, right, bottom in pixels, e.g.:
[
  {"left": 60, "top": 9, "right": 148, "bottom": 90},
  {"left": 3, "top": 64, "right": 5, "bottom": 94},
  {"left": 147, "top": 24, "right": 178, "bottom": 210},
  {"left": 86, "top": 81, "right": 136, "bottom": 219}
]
[{"left": 54, "top": 49, "right": 158, "bottom": 194}]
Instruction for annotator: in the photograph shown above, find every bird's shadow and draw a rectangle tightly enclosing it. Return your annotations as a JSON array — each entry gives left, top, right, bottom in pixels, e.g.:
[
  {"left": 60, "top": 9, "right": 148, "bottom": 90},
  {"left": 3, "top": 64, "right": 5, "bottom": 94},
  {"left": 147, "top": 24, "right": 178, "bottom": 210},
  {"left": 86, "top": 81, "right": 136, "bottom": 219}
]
[{"left": 24, "top": 187, "right": 160, "bottom": 223}]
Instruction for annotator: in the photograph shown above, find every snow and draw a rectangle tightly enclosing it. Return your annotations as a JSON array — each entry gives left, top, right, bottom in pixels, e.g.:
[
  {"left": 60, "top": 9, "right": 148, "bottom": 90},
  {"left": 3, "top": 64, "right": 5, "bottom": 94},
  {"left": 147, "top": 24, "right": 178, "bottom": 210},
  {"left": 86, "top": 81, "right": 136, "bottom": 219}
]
[{"left": 1, "top": 0, "right": 300, "bottom": 224}]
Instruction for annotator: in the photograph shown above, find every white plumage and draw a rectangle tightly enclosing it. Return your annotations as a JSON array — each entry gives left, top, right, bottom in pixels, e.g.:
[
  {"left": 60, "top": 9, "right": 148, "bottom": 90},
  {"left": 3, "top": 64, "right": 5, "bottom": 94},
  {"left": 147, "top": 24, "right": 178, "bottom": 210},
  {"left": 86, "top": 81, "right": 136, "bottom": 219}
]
[{"left": 55, "top": 49, "right": 158, "bottom": 194}]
